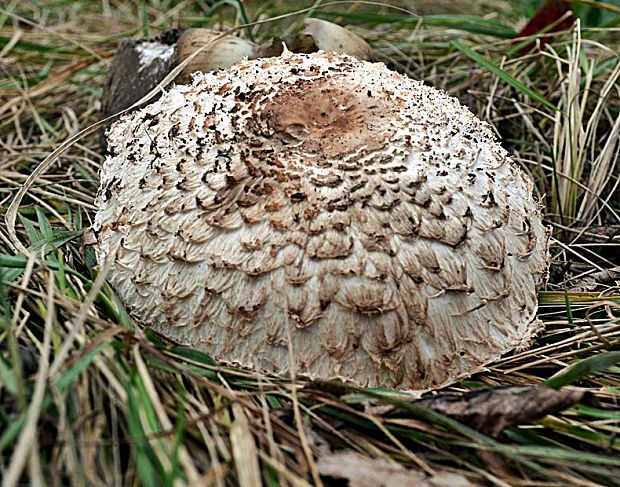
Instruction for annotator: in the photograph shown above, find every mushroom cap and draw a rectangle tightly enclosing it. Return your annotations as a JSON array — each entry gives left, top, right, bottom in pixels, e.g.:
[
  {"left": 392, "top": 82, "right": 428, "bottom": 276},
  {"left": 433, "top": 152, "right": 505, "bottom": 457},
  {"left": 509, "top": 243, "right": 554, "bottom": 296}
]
[{"left": 94, "top": 51, "right": 549, "bottom": 391}]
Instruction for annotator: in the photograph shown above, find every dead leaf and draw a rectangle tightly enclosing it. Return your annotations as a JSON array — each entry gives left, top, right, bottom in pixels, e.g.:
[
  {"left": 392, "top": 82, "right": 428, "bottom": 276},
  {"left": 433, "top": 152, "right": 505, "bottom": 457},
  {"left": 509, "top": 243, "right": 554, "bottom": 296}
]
[
  {"left": 517, "top": 0, "right": 574, "bottom": 53},
  {"left": 230, "top": 403, "right": 262, "bottom": 487},
  {"left": 570, "top": 265, "right": 620, "bottom": 292},
  {"left": 317, "top": 452, "right": 473, "bottom": 487},
  {"left": 385, "top": 385, "right": 586, "bottom": 437}
]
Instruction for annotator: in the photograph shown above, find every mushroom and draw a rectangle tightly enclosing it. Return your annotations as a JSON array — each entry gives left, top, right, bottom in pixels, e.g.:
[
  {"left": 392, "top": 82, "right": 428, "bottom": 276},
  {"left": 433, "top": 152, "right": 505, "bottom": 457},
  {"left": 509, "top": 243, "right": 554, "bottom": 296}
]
[
  {"left": 261, "top": 18, "right": 374, "bottom": 61},
  {"left": 295, "top": 18, "right": 374, "bottom": 61},
  {"left": 174, "top": 28, "right": 259, "bottom": 84},
  {"left": 94, "top": 51, "right": 549, "bottom": 391}
]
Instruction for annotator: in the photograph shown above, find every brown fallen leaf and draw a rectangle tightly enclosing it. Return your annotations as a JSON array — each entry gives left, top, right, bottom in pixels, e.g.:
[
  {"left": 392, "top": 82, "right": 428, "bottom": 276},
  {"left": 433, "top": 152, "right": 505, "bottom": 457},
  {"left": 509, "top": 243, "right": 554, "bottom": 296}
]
[
  {"left": 385, "top": 385, "right": 586, "bottom": 437},
  {"left": 570, "top": 265, "right": 620, "bottom": 292},
  {"left": 230, "top": 403, "right": 262, "bottom": 487},
  {"left": 317, "top": 451, "right": 473, "bottom": 487},
  {"left": 517, "top": 0, "right": 574, "bottom": 53}
]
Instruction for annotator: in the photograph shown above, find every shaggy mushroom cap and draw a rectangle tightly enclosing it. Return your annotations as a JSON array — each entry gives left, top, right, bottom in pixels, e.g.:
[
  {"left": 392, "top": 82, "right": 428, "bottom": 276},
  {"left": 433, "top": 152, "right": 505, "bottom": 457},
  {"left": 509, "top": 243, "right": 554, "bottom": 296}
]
[{"left": 94, "top": 51, "right": 549, "bottom": 391}]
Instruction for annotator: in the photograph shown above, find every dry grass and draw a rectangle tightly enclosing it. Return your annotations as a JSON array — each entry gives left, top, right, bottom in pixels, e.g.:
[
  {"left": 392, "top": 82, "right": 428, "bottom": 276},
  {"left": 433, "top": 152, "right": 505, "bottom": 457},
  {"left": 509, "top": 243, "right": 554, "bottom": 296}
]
[{"left": 0, "top": 1, "right": 619, "bottom": 486}]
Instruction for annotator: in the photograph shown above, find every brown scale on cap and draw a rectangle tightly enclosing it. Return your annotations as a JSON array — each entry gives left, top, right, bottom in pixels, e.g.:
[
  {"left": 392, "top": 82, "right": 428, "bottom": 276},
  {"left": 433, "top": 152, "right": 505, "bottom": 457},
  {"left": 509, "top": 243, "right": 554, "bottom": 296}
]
[{"left": 94, "top": 51, "right": 550, "bottom": 391}]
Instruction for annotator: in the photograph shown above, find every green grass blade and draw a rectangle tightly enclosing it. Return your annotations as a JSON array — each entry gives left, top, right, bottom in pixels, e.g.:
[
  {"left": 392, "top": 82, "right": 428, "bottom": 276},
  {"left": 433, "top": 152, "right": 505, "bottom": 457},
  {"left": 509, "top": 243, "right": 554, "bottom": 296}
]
[
  {"left": 571, "top": 404, "right": 620, "bottom": 420},
  {"left": 0, "top": 37, "right": 76, "bottom": 54},
  {"left": 18, "top": 215, "right": 41, "bottom": 246},
  {"left": 545, "top": 352, "right": 620, "bottom": 388},
  {"left": 35, "top": 208, "right": 53, "bottom": 239},
  {"left": 511, "top": 444, "right": 620, "bottom": 466},
  {"left": 56, "top": 341, "right": 109, "bottom": 392},
  {"left": 140, "top": 0, "right": 149, "bottom": 38},
  {"left": 0, "top": 228, "right": 84, "bottom": 283},
  {"left": 29, "top": 229, "right": 83, "bottom": 255},
  {"left": 538, "top": 291, "right": 620, "bottom": 305},
  {"left": 200, "top": 0, "right": 255, "bottom": 41},
  {"left": 564, "top": 289, "right": 575, "bottom": 325},
  {"left": 168, "top": 346, "right": 216, "bottom": 366},
  {"left": 126, "top": 383, "right": 160, "bottom": 486},
  {"left": 0, "top": 412, "right": 26, "bottom": 453},
  {"left": 0, "top": 394, "right": 51, "bottom": 454},
  {"left": 0, "top": 355, "right": 18, "bottom": 395},
  {"left": 309, "top": 11, "right": 517, "bottom": 38},
  {"left": 451, "top": 39, "right": 558, "bottom": 111}
]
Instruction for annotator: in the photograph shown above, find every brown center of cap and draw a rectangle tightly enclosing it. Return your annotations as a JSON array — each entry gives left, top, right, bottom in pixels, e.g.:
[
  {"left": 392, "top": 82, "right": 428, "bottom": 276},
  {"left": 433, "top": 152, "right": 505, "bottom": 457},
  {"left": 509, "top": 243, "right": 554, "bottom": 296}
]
[{"left": 258, "top": 77, "right": 396, "bottom": 160}]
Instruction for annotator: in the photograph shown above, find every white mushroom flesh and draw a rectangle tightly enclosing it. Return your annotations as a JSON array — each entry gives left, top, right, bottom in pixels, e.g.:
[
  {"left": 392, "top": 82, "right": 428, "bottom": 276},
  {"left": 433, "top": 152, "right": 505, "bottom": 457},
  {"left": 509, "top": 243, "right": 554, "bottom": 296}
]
[{"left": 94, "top": 51, "right": 550, "bottom": 391}]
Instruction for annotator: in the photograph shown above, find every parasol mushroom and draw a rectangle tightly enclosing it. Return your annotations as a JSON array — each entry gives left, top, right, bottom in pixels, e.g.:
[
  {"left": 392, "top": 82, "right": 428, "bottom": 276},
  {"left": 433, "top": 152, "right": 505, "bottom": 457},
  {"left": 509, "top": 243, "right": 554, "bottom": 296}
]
[{"left": 94, "top": 51, "right": 549, "bottom": 391}]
